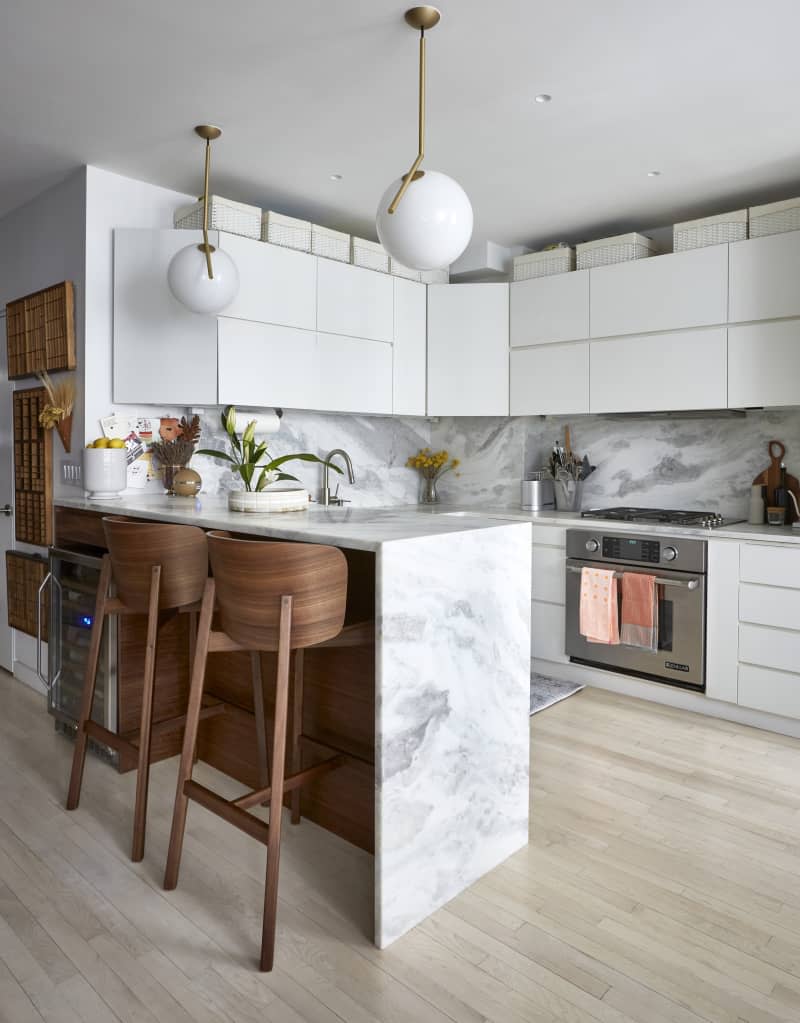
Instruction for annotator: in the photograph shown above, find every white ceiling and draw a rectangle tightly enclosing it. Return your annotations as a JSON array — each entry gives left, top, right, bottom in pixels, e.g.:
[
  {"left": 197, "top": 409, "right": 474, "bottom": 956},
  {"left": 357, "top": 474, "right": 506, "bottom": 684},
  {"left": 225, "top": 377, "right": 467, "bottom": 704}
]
[{"left": 3, "top": 0, "right": 800, "bottom": 248}]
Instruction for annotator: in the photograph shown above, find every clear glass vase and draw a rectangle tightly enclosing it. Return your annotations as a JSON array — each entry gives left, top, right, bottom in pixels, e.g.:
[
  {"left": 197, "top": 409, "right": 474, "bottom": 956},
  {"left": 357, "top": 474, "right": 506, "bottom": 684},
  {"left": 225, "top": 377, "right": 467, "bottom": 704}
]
[{"left": 420, "top": 476, "right": 439, "bottom": 504}]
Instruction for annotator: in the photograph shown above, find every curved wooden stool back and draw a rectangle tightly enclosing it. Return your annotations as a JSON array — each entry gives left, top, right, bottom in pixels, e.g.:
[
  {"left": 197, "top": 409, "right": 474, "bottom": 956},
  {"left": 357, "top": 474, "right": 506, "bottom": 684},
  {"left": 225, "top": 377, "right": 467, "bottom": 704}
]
[
  {"left": 208, "top": 531, "right": 347, "bottom": 651},
  {"left": 164, "top": 533, "right": 352, "bottom": 972},
  {"left": 66, "top": 519, "right": 211, "bottom": 863}
]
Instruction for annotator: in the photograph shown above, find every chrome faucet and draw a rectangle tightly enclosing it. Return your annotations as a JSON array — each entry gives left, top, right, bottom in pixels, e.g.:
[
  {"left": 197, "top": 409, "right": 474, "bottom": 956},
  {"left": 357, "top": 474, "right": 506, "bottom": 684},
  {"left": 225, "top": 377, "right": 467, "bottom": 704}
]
[{"left": 321, "top": 448, "right": 356, "bottom": 506}]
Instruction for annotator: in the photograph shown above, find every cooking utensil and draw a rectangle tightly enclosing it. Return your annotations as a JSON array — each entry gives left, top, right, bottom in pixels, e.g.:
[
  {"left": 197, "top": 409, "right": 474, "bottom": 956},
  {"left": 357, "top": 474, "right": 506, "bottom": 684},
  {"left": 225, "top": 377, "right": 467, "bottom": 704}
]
[{"left": 752, "top": 440, "right": 800, "bottom": 523}]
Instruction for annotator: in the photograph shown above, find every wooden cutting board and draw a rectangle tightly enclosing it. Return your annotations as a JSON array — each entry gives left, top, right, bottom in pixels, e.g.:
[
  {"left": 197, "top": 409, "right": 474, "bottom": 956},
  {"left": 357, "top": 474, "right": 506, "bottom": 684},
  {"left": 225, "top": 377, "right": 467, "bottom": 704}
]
[{"left": 752, "top": 440, "right": 800, "bottom": 523}]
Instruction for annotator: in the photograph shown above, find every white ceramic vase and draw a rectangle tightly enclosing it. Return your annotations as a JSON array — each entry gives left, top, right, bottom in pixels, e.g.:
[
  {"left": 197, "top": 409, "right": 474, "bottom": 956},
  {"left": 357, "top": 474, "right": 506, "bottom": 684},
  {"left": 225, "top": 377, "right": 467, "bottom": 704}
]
[
  {"left": 228, "top": 488, "right": 309, "bottom": 514},
  {"left": 83, "top": 447, "right": 127, "bottom": 500}
]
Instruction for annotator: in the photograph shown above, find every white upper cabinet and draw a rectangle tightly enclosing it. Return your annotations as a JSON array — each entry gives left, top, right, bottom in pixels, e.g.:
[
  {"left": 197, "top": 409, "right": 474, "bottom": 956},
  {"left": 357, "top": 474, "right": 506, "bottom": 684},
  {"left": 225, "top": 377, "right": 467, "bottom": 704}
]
[
  {"left": 392, "top": 278, "right": 427, "bottom": 416},
  {"left": 590, "top": 246, "right": 729, "bottom": 339},
  {"left": 728, "top": 320, "right": 800, "bottom": 408},
  {"left": 510, "top": 343, "right": 589, "bottom": 416},
  {"left": 113, "top": 229, "right": 218, "bottom": 405},
  {"left": 590, "top": 327, "right": 727, "bottom": 413},
  {"left": 510, "top": 270, "right": 590, "bottom": 347},
  {"left": 316, "top": 333, "right": 393, "bottom": 414},
  {"left": 217, "top": 319, "right": 318, "bottom": 410},
  {"left": 729, "top": 231, "right": 800, "bottom": 323},
  {"left": 316, "top": 259, "right": 394, "bottom": 343},
  {"left": 220, "top": 235, "right": 316, "bottom": 330},
  {"left": 427, "top": 283, "right": 509, "bottom": 416}
]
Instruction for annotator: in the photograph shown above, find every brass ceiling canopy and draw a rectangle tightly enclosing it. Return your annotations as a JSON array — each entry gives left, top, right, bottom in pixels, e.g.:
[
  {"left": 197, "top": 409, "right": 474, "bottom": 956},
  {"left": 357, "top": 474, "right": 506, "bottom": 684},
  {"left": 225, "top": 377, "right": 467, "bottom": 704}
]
[
  {"left": 194, "top": 124, "right": 222, "bottom": 141},
  {"left": 404, "top": 6, "right": 441, "bottom": 30}
]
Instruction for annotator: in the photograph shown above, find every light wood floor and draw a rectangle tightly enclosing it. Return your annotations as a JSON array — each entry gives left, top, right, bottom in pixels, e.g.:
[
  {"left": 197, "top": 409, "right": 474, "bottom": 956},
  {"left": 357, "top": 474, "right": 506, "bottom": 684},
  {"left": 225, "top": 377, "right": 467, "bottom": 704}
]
[{"left": 1, "top": 671, "right": 800, "bottom": 1023}]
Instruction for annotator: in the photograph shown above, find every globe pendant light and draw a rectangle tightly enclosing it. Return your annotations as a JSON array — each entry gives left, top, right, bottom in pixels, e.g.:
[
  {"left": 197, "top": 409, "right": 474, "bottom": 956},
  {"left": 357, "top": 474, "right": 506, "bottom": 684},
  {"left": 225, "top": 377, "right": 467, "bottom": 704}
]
[
  {"left": 376, "top": 7, "right": 473, "bottom": 271},
  {"left": 167, "top": 125, "right": 239, "bottom": 315}
]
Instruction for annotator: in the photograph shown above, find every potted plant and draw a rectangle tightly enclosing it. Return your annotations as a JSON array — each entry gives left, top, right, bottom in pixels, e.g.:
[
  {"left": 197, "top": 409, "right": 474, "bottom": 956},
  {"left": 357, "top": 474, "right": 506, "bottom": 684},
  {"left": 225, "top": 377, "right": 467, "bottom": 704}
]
[{"left": 197, "top": 407, "right": 340, "bottom": 513}]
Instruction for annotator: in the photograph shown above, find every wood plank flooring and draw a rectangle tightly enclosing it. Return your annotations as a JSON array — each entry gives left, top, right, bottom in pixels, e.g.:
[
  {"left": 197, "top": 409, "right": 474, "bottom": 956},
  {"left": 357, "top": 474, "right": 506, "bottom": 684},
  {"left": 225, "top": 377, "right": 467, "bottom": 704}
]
[{"left": 1, "top": 668, "right": 799, "bottom": 1022}]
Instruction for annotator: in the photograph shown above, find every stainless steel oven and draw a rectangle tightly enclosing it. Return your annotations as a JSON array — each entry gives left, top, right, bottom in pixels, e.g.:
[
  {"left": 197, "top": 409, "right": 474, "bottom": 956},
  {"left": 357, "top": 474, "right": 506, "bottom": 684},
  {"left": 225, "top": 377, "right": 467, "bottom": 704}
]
[{"left": 565, "top": 529, "right": 707, "bottom": 690}]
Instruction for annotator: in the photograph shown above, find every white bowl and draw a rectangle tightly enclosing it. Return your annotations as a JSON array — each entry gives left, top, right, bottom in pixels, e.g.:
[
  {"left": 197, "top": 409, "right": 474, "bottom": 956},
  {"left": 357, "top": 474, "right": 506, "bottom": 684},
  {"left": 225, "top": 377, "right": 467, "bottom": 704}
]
[{"left": 83, "top": 447, "right": 127, "bottom": 500}]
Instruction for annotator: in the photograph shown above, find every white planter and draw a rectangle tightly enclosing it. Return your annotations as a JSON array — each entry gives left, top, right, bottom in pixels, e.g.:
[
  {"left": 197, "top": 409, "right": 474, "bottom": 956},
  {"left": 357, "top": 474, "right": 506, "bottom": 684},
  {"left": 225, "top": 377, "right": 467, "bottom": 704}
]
[
  {"left": 227, "top": 488, "right": 309, "bottom": 513},
  {"left": 83, "top": 447, "right": 127, "bottom": 500}
]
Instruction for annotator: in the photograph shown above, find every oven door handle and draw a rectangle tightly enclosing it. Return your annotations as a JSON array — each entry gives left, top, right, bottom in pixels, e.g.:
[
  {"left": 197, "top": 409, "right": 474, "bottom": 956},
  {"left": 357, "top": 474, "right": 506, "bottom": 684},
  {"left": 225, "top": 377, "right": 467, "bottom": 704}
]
[{"left": 567, "top": 565, "right": 699, "bottom": 590}]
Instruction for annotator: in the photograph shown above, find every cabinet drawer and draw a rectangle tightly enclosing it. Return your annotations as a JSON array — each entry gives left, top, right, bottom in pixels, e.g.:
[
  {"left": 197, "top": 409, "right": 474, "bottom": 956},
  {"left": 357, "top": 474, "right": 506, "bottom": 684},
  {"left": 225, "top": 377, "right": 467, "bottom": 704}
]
[
  {"left": 532, "top": 524, "right": 566, "bottom": 548},
  {"left": 532, "top": 546, "right": 565, "bottom": 604},
  {"left": 590, "top": 246, "right": 728, "bottom": 338},
  {"left": 738, "top": 663, "right": 800, "bottom": 719},
  {"left": 510, "top": 270, "right": 590, "bottom": 347},
  {"left": 510, "top": 343, "right": 589, "bottom": 416},
  {"left": 532, "top": 600, "right": 567, "bottom": 662},
  {"left": 740, "top": 543, "right": 800, "bottom": 589},
  {"left": 739, "top": 582, "right": 800, "bottom": 630},
  {"left": 728, "top": 321, "right": 800, "bottom": 408},
  {"left": 739, "top": 622, "right": 800, "bottom": 674}
]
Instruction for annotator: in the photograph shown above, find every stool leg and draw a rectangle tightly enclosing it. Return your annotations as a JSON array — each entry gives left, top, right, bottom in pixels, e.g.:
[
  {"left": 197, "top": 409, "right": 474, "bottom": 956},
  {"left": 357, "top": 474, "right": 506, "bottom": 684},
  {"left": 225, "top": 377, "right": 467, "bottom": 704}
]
[
  {"left": 290, "top": 649, "right": 304, "bottom": 825},
  {"left": 164, "top": 577, "right": 215, "bottom": 890},
  {"left": 260, "top": 595, "right": 293, "bottom": 972},
  {"left": 251, "top": 652, "right": 271, "bottom": 798},
  {"left": 66, "top": 555, "right": 112, "bottom": 811},
  {"left": 188, "top": 610, "right": 200, "bottom": 765},
  {"left": 131, "top": 565, "right": 161, "bottom": 862}
]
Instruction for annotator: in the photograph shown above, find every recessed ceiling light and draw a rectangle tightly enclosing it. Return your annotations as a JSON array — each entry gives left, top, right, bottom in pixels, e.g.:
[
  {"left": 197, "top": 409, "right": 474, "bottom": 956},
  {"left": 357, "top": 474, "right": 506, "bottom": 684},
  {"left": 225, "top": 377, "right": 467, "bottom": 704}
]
[
  {"left": 534, "top": 94, "right": 552, "bottom": 104},
  {"left": 647, "top": 170, "right": 661, "bottom": 177},
  {"left": 330, "top": 173, "right": 343, "bottom": 181}
]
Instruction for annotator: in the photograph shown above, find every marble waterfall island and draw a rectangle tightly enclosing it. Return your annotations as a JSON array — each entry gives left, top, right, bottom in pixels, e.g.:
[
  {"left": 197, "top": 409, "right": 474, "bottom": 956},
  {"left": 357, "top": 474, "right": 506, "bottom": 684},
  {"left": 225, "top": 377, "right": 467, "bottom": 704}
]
[{"left": 55, "top": 496, "right": 532, "bottom": 946}]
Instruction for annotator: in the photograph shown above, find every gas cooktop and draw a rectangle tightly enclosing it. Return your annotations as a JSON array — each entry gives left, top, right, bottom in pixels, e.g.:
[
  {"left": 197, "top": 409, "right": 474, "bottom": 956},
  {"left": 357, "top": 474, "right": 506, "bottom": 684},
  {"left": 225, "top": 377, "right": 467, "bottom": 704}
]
[{"left": 580, "top": 507, "right": 744, "bottom": 529}]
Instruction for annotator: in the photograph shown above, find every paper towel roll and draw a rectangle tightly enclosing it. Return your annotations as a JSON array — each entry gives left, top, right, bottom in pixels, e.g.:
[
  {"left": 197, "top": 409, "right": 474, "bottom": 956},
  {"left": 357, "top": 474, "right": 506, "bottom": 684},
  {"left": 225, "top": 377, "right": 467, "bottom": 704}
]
[{"left": 233, "top": 409, "right": 282, "bottom": 435}]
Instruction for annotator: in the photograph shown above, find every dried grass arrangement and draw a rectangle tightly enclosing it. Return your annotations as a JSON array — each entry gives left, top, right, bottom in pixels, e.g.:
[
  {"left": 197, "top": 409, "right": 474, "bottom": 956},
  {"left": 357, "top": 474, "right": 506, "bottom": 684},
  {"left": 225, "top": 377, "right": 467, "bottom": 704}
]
[
  {"left": 149, "top": 415, "right": 201, "bottom": 469},
  {"left": 36, "top": 370, "right": 76, "bottom": 451}
]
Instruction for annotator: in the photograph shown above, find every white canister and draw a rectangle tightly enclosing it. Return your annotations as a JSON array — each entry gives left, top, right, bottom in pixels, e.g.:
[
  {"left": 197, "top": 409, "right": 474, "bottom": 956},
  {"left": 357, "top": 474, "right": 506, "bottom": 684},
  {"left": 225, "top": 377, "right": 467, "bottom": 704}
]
[{"left": 83, "top": 448, "right": 127, "bottom": 500}]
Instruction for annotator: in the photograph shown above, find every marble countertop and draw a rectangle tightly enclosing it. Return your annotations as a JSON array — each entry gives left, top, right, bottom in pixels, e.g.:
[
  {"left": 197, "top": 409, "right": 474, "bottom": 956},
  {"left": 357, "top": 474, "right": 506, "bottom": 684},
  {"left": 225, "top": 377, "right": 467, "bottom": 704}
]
[{"left": 55, "top": 495, "right": 528, "bottom": 552}]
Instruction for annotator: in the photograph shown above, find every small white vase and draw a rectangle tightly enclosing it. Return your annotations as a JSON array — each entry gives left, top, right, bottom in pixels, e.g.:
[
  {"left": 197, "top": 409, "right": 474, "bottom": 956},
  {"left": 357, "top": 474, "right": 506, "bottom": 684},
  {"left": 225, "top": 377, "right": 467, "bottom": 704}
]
[
  {"left": 83, "top": 448, "right": 127, "bottom": 500},
  {"left": 228, "top": 488, "right": 309, "bottom": 513}
]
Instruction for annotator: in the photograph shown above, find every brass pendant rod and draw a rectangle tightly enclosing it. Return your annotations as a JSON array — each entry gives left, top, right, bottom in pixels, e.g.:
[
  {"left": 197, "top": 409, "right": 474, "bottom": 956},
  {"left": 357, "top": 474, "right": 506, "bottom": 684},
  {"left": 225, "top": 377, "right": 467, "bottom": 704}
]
[
  {"left": 201, "top": 138, "right": 214, "bottom": 279},
  {"left": 388, "top": 27, "right": 426, "bottom": 214}
]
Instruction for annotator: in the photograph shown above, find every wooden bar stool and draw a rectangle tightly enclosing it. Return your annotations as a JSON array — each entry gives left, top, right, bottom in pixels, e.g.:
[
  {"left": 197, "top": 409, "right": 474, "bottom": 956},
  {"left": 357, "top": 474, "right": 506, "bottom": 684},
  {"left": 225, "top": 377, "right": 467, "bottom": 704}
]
[
  {"left": 66, "top": 518, "right": 218, "bottom": 862},
  {"left": 163, "top": 531, "right": 365, "bottom": 972}
]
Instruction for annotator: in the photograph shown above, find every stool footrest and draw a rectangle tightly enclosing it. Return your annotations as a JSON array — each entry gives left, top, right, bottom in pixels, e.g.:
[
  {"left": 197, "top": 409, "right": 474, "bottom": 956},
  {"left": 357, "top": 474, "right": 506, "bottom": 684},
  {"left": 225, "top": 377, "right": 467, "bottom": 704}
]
[
  {"left": 184, "top": 781, "right": 271, "bottom": 844},
  {"left": 233, "top": 754, "right": 345, "bottom": 811},
  {"left": 83, "top": 721, "right": 139, "bottom": 759},
  {"left": 120, "top": 699, "right": 224, "bottom": 747}
]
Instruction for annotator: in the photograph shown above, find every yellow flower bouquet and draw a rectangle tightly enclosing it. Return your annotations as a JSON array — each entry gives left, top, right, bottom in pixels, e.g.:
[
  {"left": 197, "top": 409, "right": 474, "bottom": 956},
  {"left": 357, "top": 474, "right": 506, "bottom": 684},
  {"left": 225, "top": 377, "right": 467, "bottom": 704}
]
[{"left": 406, "top": 448, "right": 460, "bottom": 504}]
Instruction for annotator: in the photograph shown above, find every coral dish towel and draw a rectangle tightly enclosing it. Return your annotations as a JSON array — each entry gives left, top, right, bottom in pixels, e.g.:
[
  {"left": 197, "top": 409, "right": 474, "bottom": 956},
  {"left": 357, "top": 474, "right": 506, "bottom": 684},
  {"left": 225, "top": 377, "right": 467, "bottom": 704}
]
[
  {"left": 620, "top": 572, "right": 658, "bottom": 650},
  {"left": 579, "top": 567, "right": 619, "bottom": 645}
]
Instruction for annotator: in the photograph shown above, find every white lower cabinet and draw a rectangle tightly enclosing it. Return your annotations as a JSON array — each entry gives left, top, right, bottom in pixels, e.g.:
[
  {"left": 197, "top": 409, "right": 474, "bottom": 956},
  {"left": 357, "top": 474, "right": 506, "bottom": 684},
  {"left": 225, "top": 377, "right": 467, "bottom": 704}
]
[
  {"left": 532, "top": 601, "right": 567, "bottom": 663},
  {"left": 316, "top": 333, "right": 393, "bottom": 415},
  {"left": 532, "top": 545, "right": 566, "bottom": 604},
  {"left": 738, "top": 664, "right": 800, "bottom": 719},
  {"left": 218, "top": 319, "right": 318, "bottom": 409},
  {"left": 531, "top": 525, "right": 567, "bottom": 663},
  {"left": 728, "top": 320, "right": 800, "bottom": 408},
  {"left": 705, "top": 539, "right": 739, "bottom": 704},
  {"left": 590, "top": 327, "right": 727, "bottom": 413},
  {"left": 510, "top": 342, "right": 589, "bottom": 416}
]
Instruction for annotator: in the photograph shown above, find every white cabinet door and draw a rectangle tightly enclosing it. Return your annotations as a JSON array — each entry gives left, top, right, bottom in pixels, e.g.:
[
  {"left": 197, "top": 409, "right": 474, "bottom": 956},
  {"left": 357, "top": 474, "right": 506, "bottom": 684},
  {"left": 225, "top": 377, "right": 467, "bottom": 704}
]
[
  {"left": 510, "top": 342, "right": 589, "bottom": 416},
  {"left": 590, "top": 327, "right": 727, "bottom": 413},
  {"left": 705, "top": 540, "right": 739, "bottom": 704},
  {"left": 427, "top": 283, "right": 509, "bottom": 416},
  {"left": 590, "top": 246, "right": 729, "bottom": 338},
  {"left": 510, "top": 270, "right": 590, "bottom": 347},
  {"left": 729, "top": 231, "right": 800, "bottom": 323},
  {"left": 532, "top": 601, "right": 568, "bottom": 663},
  {"left": 113, "top": 229, "right": 218, "bottom": 404},
  {"left": 738, "top": 664, "right": 800, "bottom": 719},
  {"left": 218, "top": 318, "right": 318, "bottom": 410},
  {"left": 221, "top": 235, "right": 316, "bottom": 330},
  {"left": 532, "top": 545, "right": 566, "bottom": 604},
  {"left": 316, "top": 333, "right": 393, "bottom": 414},
  {"left": 317, "top": 259, "right": 394, "bottom": 343},
  {"left": 393, "top": 278, "right": 426, "bottom": 416},
  {"left": 739, "top": 622, "right": 800, "bottom": 675},
  {"left": 728, "top": 320, "right": 800, "bottom": 408}
]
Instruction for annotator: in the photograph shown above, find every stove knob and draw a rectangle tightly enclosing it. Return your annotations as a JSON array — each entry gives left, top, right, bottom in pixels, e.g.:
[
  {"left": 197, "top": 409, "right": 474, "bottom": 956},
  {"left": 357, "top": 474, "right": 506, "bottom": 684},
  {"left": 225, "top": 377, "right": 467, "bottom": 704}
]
[
  {"left": 585, "top": 538, "right": 600, "bottom": 553},
  {"left": 662, "top": 545, "right": 678, "bottom": 562}
]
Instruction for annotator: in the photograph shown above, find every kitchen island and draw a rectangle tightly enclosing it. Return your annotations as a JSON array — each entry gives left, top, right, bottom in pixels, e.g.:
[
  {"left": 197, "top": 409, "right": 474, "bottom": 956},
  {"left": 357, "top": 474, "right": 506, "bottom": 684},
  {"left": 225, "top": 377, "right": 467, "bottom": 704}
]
[{"left": 54, "top": 496, "right": 532, "bottom": 947}]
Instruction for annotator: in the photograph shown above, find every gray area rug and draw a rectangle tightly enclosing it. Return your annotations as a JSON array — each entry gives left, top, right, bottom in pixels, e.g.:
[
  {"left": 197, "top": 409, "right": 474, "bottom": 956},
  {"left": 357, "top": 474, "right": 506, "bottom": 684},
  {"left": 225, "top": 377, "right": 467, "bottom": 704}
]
[{"left": 530, "top": 672, "right": 585, "bottom": 715}]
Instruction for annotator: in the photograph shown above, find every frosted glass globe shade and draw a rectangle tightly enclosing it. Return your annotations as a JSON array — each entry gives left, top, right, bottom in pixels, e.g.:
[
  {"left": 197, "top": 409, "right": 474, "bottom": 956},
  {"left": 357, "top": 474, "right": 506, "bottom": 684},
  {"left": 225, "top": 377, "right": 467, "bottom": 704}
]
[
  {"left": 167, "top": 244, "right": 239, "bottom": 314},
  {"left": 376, "top": 169, "right": 473, "bottom": 270}
]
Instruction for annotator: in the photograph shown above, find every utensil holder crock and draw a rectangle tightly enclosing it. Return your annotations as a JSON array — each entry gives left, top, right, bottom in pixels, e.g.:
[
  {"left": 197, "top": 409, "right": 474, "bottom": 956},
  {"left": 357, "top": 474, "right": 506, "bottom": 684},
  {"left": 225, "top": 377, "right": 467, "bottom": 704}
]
[{"left": 553, "top": 478, "right": 583, "bottom": 512}]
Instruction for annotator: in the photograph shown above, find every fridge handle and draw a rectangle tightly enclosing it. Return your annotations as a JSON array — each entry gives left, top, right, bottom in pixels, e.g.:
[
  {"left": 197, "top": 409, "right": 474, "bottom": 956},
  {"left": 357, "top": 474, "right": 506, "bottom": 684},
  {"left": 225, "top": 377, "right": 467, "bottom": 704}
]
[
  {"left": 36, "top": 571, "right": 53, "bottom": 690},
  {"left": 51, "top": 574, "right": 63, "bottom": 688}
]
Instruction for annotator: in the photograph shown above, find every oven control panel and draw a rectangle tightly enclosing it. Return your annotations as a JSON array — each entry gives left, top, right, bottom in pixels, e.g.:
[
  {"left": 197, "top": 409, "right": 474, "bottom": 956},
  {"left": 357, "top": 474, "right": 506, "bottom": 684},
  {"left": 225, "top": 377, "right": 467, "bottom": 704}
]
[{"left": 602, "top": 535, "right": 660, "bottom": 563}]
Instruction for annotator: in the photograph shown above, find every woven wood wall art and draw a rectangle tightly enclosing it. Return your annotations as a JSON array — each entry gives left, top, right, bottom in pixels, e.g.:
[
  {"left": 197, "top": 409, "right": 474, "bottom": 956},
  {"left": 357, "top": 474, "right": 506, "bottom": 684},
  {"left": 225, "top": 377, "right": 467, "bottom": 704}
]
[
  {"left": 6, "top": 281, "right": 76, "bottom": 379},
  {"left": 13, "top": 386, "right": 52, "bottom": 546},
  {"left": 5, "top": 551, "right": 48, "bottom": 641}
]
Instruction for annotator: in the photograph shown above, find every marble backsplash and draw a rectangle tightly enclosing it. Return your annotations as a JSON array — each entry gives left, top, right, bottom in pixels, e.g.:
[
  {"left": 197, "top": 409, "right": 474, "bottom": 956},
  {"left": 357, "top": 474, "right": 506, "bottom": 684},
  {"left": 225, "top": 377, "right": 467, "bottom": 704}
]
[
  {"left": 188, "top": 406, "right": 800, "bottom": 519},
  {"left": 431, "top": 409, "right": 800, "bottom": 520}
]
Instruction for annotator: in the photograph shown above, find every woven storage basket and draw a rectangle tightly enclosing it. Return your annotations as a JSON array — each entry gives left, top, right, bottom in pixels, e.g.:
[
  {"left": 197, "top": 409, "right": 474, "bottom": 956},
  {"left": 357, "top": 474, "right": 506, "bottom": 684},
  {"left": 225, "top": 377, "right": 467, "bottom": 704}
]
[
  {"left": 389, "top": 258, "right": 423, "bottom": 282},
  {"left": 311, "top": 224, "right": 350, "bottom": 262},
  {"left": 674, "top": 210, "right": 747, "bottom": 251},
  {"left": 174, "top": 196, "right": 262, "bottom": 239},
  {"left": 420, "top": 268, "right": 450, "bottom": 284},
  {"left": 513, "top": 247, "right": 575, "bottom": 281},
  {"left": 351, "top": 237, "right": 389, "bottom": 273},
  {"left": 576, "top": 232, "right": 659, "bottom": 270},
  {"left": 262, "top": 211, "right": 312, "bottom": 251},
  {"left": 749, "top": 198, "right": 800, "bottom": 238}
]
